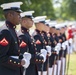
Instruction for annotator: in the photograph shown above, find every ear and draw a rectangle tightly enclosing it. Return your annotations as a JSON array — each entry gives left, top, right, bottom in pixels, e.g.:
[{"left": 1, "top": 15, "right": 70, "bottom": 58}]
[{"left": 8, "top": 12, "right": 13, "bottom": 18}]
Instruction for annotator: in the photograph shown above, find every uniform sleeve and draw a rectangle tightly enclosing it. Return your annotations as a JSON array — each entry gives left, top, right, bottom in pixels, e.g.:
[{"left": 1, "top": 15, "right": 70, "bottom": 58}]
[
  {"left": 30, "top": 53, "right": 44, "bottom": 64},
  {"left": 19, "top": 35, "right": 44, "bottom": 64},
  {"left": 32, "top": 35, "right": 44, "bottom": 63},
  {"left": 19, "top": 35, "right": 29, "bottom": 54},
  {"left": 0, "top": 30, "right": 22, "bottom": 69},
  {"left": 34, "top": 35, "right": 43, "bottom": 49},
  {"left": 19, "top": 35, "right": 37, "bottom": 63}
]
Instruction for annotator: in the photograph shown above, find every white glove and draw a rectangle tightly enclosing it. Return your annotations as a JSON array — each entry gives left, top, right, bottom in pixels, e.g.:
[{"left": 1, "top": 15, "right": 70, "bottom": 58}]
[
  {"left": 64, "top": 40, "right": 68, "bottom": 46},
  {"left": 57, "top": 43, "right": 61, "bottom": 48},
  {"left": 46, "top": 45, "right": 51, "bottom": 56},
  {"left": 68, "top": 38, "right": 73, "bottom": 44},
  {"left": 40, "top": 49, "right": 47, "bottom": 62},
  {"left": 22, "top": 58, "right": 30, "bottom": 68},
  {"left": 40, "top": 54, "right": 46, "bottom": 62},
  {"left": 23, "top": 52, "right": 31, "bottom": 60},
  {"left": 55, "top": 45, "right": 60, "bottom": 54},
  {"left": 62, "top": 42, "right": 66, "bottom": 50},
  {"left": 22, "top": 52, "right": 31, "bottom": 68}
]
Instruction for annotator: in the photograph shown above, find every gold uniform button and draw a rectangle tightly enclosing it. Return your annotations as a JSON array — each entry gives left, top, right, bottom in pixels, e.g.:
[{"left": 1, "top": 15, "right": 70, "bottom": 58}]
[
  {"left": 31, "top": 43, "right": 33, "bottom": 45},
  {"left": 34, "top": 44, "right": 36, "bottom": 46},
  {"left": 42, "top": 60, "right": 44, "bottom": 62},
  {"left": 15, "top": 42, "right": 17, "bottom": 44},
  {"left": 14, "top": 61, "right": 16, "bottom": 64},
  {"left": 18, "top": 50, "right": 20, "bottom": 52},
  {"left": 35, "top": 48, "right": 37, "bottom": 50},
  {"left": 27, "top": 30, "right": 29, "bottom": 32},
  {"left": 13, "top": 26, "right": 15, "bottom": 28},
  {"left": 39, "top": 60, "right": 41, "bottom": 61},
  {"left": 19, "top": 40, "right": 20, "bottom": 42},
  {"left": 21, "top": 30, "right": 24, "bottom": 32},
  {"left": 36, "top": 52, "right": 38, "bottom": 54},
  {"left": 36, "top": 59, "right": 38, "bottom": 61},
  {"left": 10, "top": 60, "right": 12, "bottom": 62},
  {"left": 18, "top": 63, "right": 20, "bottom": 65}
]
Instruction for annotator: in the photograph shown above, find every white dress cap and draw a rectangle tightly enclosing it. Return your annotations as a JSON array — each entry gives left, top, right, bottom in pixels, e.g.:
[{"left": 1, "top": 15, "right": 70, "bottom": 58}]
[
  {"left": 0, "top": 2, "right": 23, "bottom": 12},
  {"left": 20, "top": 11, "right": 34, "bottom": 18},
  {"left": 45, "top": 19, "right": 50, "bottom": 23},
  {"left": 48, "top": 21, "right": 57, "bottom": 27},
  {"left": 45, "top": 19, "right": 51, "bottom": 25},
  {"left": 33, "top": 16, "right": 47, "bottom": 23}
]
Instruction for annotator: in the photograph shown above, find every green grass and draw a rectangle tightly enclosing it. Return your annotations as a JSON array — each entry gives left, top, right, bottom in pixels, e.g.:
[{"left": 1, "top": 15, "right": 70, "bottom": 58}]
[{"left": 66, "top": 53, "right": 76, "bottom": 75}]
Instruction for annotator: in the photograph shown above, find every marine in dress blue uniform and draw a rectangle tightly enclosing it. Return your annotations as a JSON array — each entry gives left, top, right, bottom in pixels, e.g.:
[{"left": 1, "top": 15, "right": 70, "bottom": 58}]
[
  {"left": 19, "top": 11, "right": 47, "bottom": 75},
  {"left": 33, "top": 16, "right": 52, "bottom": 75},
  {"left": 0, "top": 2, "right": 29, "bottom": 75}
]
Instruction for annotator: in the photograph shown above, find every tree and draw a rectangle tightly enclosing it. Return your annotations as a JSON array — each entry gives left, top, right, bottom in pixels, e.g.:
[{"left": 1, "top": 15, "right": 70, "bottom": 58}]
[
  {"left": 61, "top": 0, "right": 76, "bottom": 20},
  {"left": 0, "top": 0, "right": 56, "bottom": 20}
]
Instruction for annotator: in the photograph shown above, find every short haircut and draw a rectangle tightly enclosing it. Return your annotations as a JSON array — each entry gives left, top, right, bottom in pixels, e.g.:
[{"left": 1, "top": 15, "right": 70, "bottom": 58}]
[{"left": 3, "top": 10, "right": 14, "bottom": 18}]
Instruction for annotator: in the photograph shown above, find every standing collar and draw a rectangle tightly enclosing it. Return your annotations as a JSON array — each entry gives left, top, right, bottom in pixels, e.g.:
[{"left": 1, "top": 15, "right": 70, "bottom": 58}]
[
  {"left": 6, "top": 21, "right": 16, "bottom": 29},
  {"left": 35, "top": 29, "right": 41, "bottom": 34},
  {"left": 42, "top": 31, "right": 46, "bottom": 34},
  {"left": 21, "top": 27, "right": 29, "bottom": 33}
]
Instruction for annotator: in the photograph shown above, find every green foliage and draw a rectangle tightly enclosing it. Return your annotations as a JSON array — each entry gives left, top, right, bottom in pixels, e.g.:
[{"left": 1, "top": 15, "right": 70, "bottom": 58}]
[
  {"left": 0, "top": 0, "right": 56, "bottom": 20},
  {"left": 61, "top": 0, "right": 76, "bottom": 20}
]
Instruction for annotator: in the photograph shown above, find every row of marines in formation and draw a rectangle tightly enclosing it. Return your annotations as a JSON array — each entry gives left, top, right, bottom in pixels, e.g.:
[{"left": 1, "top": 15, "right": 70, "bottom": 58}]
[{"left": 0, "top": 2, "right": 73, "bottom": 75}]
